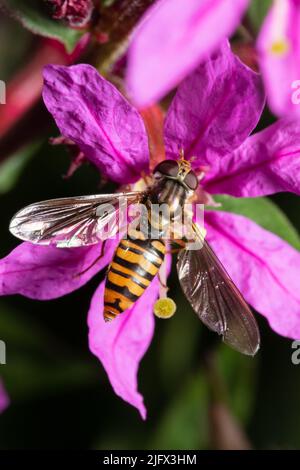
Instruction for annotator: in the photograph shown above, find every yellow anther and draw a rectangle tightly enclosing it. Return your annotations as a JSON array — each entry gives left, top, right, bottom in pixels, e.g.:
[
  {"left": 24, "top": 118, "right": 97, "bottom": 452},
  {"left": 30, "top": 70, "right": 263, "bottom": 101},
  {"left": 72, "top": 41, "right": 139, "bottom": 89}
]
[
  {"left": 269, "top": 40, "right": 289, "bottom": 56},
  {"left": 154, "top": 298, "right": 177, "bottom": 319}
]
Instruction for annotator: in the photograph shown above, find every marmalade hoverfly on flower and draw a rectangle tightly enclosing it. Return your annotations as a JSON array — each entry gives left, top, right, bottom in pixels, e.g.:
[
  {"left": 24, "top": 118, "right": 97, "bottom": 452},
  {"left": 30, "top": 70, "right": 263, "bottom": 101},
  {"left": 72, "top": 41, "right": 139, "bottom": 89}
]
[{"left": 9, "top": 152, "right": 260, "bottom": 356}]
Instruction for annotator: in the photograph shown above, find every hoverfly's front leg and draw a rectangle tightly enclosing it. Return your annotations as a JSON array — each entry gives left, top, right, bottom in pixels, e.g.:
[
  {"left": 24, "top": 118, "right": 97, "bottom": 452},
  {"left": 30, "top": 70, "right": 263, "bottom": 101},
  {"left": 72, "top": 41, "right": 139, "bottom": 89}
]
[
  {"left": 165, "top": 224, "right": 205, "bottom": 255},
  {"left": 157, "top": 238, "right": 185, "bottom": 290},
  {"left": 155, "top": 250, "right": 177, "bottom": 319},
  {"left": 167, "top": 239, "right": 186, "bottom": 254},
  {"left": 157, "top": 271, "right": 168, "bottom": 293},
  {"left": 165, "top": 227, "right": 187, "bottom": 254}
]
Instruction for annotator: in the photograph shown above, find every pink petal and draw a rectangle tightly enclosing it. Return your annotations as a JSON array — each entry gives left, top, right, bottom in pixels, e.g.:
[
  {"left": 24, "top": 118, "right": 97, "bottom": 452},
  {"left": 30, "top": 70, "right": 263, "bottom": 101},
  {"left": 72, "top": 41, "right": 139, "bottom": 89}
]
[
  {"left": 88, "top": 280, "right": 157, "bottom": 419},
  {"left": 257, "top": 0, "right": 300, "bottom": 117},
  {"left": 0, "top": 380, "right": 9, "bottom": 413},
  {"left": 164, "top": 41, "right": 265, "bottom": 164},
  {"left": 126, "top": 0, "right": 250, "bottom": 107},
  {"left": 88, "top": 254, "right": 172, "bottom": 419},
  {"left": 0, "top": 240, "right": 116, "bottom": 300},
  {"left": 205, "top": 210, "right": 300, "bottom": 339},
  {"left": 204, "top": 118, "right": 300, "bottom": 197},
  {"left": 43, "top": 64, "right": 149, "bottom": 183}
]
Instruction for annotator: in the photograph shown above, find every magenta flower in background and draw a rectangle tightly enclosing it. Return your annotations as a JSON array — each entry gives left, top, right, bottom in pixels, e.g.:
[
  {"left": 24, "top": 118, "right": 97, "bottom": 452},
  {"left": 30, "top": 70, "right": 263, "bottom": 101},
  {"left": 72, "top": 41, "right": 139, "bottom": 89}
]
[
  {"left": 257, "top": 0, "right": 300, "bottom": 117},
  {"left": 0, "top": 380, "right": 9, "bottom": 413},
  {"left": 1, "top": 42, "right": 300, "bottom": 418},
  {"left": 126, "top": 0, "right": 250, "bottom": 107}
]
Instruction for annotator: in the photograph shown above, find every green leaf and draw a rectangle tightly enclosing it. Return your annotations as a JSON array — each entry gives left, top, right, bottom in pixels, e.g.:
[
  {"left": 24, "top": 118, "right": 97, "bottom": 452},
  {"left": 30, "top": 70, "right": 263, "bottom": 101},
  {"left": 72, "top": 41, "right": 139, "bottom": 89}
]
[
  {"left": 0, "top": 141, "right": 42, "bottom": 194},
  {"left": 3, "top": 0, "right": 83, "bottom": 52},
  {"left": 159, "top": 294, "right": 200, "bottom": 390},
  {"left": 150, "top": 371, "right": 209, "bottom": 450},
  {"left": 216, "top": 345, "right": 258, "bottom": 425},
  {"left": 0, "top": 301, "right": 99, "bottom": 400},
  {"left": 0, "top": 13, "right": 32, "bottom": 81},
  {"left": 248, "top": 0, "right": 272, "bottom": 32},
  {"left": 250, "top": 332, "right": 300, "bottom": 448},
  {"left": 211, "top": 195, "right": 300, "bottom": 250}
]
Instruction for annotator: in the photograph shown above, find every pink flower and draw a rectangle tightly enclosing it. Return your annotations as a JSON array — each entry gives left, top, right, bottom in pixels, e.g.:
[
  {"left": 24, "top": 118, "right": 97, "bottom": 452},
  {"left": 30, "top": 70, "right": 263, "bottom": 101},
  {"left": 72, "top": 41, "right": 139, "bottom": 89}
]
[
  {"left": 126, "top": 0, "right": 250, "bottom": 107},
  {"left": 257, "top": 0, "right": 300, "bottom": 117},
  {"left": 0, "top": 380, "right": 9, "bottom": 413},
  {"left": 2, "top": 42, "right": 300, "bottom": 418}
]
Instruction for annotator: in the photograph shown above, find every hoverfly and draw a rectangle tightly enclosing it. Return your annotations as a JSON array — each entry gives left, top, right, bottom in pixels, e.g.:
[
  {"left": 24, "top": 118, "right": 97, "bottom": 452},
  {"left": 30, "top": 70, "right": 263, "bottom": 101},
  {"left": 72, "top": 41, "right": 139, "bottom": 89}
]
[{"left": 9, "top": 152, "right": 260, "bottom": 356}]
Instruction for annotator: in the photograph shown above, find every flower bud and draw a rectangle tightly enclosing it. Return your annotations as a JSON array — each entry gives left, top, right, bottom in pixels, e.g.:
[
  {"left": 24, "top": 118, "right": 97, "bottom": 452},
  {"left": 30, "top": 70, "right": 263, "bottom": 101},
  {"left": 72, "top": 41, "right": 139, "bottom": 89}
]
[{"left": 46, "top": 0, "right": 94, "bottom": 28}]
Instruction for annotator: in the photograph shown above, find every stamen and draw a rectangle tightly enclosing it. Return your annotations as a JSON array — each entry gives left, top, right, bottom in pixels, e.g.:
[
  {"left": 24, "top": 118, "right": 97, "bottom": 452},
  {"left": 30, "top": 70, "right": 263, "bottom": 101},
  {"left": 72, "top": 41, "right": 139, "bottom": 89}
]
[
  {"left": 179, "top": 148, "right": 185, "bottom": 160},
  {"left": 269, "top": 40, "right": 290, "bottom": 56},
  {"left": 268, "top": 0, "right": 290, "bottom": 57},
  {"left": 178, "top": 148, "right": 191, "bottom": 166},
  {"left": 154, "top": 298, "right": 177, "bottom": 319}
]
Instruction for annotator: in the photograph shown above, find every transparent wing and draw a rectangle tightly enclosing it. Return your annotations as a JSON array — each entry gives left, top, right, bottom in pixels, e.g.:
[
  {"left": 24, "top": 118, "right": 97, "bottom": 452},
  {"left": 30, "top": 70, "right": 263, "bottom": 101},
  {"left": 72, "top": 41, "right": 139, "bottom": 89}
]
[
  {"left": 9, "top": 192, "right": 144, "bottom": 248},
  {"left": 177, "top": 223, "right": 260, "bottom": 356}
]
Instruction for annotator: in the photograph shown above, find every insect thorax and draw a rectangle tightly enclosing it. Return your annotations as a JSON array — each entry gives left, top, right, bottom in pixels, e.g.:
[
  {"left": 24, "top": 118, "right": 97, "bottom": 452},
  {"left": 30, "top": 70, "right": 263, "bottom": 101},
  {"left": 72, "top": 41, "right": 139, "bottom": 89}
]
[
  {"left": 153, "top": 179, "right": 189, "bottom": 215},
  {"left": 133, "top": 179, "right": 191, "bottom": 241}
]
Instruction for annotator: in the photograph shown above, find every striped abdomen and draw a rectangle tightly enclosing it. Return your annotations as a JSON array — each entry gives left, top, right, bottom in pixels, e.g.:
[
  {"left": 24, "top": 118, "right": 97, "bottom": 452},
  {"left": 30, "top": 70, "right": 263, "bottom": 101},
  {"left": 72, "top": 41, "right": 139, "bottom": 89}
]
[{"left": 104, "top": 238, "right": 166, "bottom": 321}]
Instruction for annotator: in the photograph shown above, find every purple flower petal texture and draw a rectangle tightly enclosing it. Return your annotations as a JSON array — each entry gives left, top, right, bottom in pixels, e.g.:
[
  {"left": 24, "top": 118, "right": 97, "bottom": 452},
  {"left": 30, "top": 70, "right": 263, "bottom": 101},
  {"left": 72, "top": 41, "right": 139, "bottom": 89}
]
[
  {"left": 126, "top": 0, "right": 250, "bottom": 107},
  {"left": 88, "top": 254, "right": 171, "bottom": 418},
  {"left": 204, "top": 118, "right": 300, "bottom": 197},
  {"left": 258, "top": 0, "right": 300, "bottom": 117},
  {"left": 88, "top": 279, "right": 158, "bottom": 419},
  {"left": 43, "top": 64, "right": 150, "bottom": 183},
  {"left": 0, "top": 380, "right": 9, "bottom": 413},
  {"left": 0, "top": 240, "right": 116, "bottom": 300},
  {"left": 164, "top": 41, "right": 265, "bottom": 166},
  {"left": 206, "top": 210, "right": 300, "bottom": 339}
]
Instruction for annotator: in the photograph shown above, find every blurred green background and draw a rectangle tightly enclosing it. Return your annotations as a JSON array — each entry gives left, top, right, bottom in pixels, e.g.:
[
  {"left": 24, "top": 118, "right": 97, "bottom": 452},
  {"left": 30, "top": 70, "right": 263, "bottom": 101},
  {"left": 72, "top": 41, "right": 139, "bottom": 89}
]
[{"left": 1, "top": 3, "right": 300, "bottom": 450}]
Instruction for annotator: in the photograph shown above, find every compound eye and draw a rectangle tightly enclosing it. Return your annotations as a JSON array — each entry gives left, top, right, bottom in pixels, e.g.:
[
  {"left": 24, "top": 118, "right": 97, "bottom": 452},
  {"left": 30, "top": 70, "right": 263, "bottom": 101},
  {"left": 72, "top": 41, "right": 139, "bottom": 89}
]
[
  {"left": 154, "top": 160, "right": 178, "bottom": 177},
  {"left": 184, "top": 171, "right": 198, "bottom": 190}
]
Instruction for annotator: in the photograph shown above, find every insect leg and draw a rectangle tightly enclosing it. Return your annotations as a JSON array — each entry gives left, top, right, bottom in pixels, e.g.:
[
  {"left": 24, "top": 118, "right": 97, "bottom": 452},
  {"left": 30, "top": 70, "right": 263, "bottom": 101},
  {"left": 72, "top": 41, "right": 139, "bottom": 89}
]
[
  {"left": 166, "top": 237, "right": 186, "bottom": 254},
  {"left": 158, "top": 271, "right": 168, "bottom": 288}
]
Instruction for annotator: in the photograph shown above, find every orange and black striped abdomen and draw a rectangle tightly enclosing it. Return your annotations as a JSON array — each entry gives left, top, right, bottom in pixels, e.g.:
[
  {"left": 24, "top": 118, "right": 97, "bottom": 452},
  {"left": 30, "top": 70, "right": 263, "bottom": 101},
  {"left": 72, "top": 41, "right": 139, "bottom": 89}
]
[{"left": 104, "top": 238, "right": 165, "bottom": 321}]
